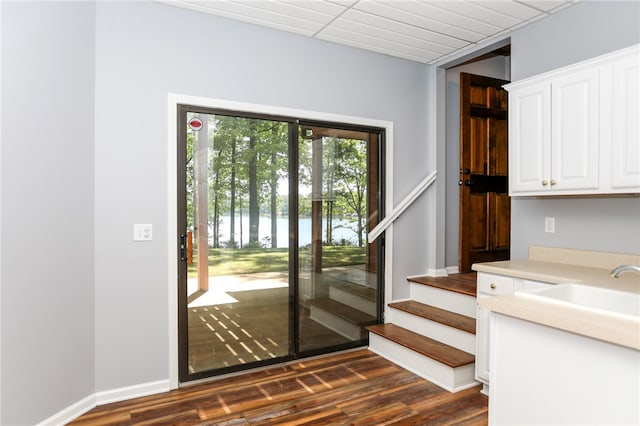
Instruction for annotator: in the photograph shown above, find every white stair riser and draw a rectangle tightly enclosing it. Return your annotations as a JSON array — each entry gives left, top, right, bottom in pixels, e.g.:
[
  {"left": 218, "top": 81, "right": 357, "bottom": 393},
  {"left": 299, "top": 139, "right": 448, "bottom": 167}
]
[
  {"left": 410, "top": 283, "right": 476, "bottom": 318},
  {"left": 309, "top": 305, "right": 363, "bottom": 341},
  {"left": 387, "top": 308, "right": 475, "bottom": 354},
  {"left": 368, "top": 333, "right": 477, "bottom": 393},
  {"left": 329, "top": 286, "right": 376, "bottom": 316}
]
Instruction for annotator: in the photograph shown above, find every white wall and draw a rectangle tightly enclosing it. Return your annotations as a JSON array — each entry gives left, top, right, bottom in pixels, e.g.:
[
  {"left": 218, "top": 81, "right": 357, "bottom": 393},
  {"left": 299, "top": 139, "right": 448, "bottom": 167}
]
[
  {"left": 444, "top": 56, "right": 510, "bottom": 269},
  {"left": 93, "top": 1, "right": 430, "bottom": 392},
  {"left": 509, "top": 0, "right": 640, "bottom": 259},
  {"left": 0, "top": 2, "right": 96, "bottom": 425}
]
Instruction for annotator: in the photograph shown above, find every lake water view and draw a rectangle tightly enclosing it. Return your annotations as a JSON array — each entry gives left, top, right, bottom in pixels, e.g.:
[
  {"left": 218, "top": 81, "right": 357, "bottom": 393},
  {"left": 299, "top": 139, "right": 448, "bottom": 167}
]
[{"left": 210, "top": 215, "right": 361, "bottom": 248}]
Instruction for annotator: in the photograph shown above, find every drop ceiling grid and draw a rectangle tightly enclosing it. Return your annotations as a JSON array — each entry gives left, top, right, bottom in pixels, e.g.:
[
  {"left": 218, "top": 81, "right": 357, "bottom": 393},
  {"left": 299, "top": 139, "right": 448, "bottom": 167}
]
[{"left": 157, "top": 0, "right": 579, "bottom": 64}]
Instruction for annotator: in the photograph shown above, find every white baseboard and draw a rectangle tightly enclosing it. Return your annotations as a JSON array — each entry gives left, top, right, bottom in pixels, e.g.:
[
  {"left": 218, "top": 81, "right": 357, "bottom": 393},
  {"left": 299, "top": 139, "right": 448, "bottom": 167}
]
[
  {"left": 36, "top": 394, "right": 96, "bottom": 426},
  {"left": 430, "top": 268, "right": 449, "bottom": 277},
  {"left": 446, "top": 266, "right": 460, "bottom": 275},
  {"left": 96, "top": 379, "right": 170, "bottom": 405},
  {"left": 35, "top": 379, "right": 170, "bottom": 426},
  {"left": 406, "top": 268, "right": 447, "bottom": 279},
  {"left": 405, "top": 267, "right": 461, "bottom": 278}
]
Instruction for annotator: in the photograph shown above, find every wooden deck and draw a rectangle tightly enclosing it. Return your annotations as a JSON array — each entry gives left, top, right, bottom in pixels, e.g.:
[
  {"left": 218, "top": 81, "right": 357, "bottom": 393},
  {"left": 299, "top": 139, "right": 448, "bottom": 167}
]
[{"left": 69, "top": 350, "right": 487, "bottom": 425}]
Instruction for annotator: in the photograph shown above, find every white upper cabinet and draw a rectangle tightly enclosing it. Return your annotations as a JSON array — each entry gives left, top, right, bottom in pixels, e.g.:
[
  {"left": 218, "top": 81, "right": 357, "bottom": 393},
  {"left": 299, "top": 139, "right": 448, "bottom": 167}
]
[
  {"left": 610, "top": 52, "right": 640, "bottom": 189},
  {"left": 509, "top": 81, "right": 550, "bottom": 192},
  {"left": 507, "top": 44, "right": 639, "bottom": 196},
  {"left": 550, "top": 68, "right": 600, "bottom": 192}
]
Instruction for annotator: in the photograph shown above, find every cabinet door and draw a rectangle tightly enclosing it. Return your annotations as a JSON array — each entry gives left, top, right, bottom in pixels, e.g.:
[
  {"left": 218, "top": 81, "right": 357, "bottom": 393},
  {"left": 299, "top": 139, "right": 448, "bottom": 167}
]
[
  {"left": 550, "top": 68, "right": 600, "bottom": 191},
  {"left": 611, "top": 53, "right": 640, "bottom": 190},
  {"left": 509, "top": 82, "right": 551, "bottom": 194}
]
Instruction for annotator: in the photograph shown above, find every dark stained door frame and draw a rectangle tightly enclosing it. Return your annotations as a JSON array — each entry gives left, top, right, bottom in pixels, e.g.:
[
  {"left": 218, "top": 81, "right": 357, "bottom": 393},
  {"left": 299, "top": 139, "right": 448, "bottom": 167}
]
[{"left": 459, "top": 73, "right": 511, "bottom": 272}]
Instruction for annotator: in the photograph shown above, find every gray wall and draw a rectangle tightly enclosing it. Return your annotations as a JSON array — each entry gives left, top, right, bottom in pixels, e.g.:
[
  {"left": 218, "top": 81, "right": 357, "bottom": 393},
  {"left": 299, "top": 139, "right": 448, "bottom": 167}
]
[
  {"left": 509, "top": 0, "right": 640, "bottom": 259},
  {"left": 444, "top": 56, "right": 510, "bottom": 269},
  {"left": 93, "top": 1, "right": 428, "bottom": 391},
  {"left": 0, "top": 2, "right": 96, "bottom": 425},
  {"left": 1, "top": 0, "right": 638, "bottom": 423}
]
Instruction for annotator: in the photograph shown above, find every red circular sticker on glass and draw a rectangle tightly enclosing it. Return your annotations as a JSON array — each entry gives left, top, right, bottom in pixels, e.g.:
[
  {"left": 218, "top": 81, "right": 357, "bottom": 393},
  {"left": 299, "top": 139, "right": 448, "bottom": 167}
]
[{"left": 188, "top": 117, "right": 203, "bottom": 131}]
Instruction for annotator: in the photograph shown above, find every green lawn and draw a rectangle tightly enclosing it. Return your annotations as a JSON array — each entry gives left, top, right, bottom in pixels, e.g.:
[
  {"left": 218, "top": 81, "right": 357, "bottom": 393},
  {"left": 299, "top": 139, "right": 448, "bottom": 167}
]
[{"left": 187, "top": 246, "right": 366, "bottom": 277}]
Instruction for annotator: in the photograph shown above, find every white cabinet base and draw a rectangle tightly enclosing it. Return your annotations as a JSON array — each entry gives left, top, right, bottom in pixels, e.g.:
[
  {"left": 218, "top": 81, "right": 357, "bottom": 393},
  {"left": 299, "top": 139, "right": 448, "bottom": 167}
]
[{"left": 489, "top": 314, "right": 639, "bottom": 425}]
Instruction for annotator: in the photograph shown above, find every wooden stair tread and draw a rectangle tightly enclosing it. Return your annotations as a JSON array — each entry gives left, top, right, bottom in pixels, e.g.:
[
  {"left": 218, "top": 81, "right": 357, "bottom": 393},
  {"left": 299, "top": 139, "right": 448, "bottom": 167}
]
[
  {"left": 388, "top": 300, "right": 476, "bottom": 334},
  {"left": 308, "top": 298, "right": 376, "bottom": 325},
  {"left": 330, "top": 282, "right": 376, "bottom": 301},
  {"left": 407, "top": 272, "right": 477, "bottom": 297},
  {"left": 367, "top": 324, "right": 475, "bottom": 368}
]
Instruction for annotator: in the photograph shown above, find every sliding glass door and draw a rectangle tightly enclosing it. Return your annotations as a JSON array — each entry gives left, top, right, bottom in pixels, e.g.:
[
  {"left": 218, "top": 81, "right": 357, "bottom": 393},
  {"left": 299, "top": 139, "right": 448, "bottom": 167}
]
[
  {"left": 297, "top": 124, "right": 382, "bottom": 354},
  {"left": 177, "top": 105, "right": 383, "bottom": 382}
]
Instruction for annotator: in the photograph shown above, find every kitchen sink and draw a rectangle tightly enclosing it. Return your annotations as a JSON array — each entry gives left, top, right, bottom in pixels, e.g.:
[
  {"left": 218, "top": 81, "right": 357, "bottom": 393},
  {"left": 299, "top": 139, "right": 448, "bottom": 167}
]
[{"left": 519, "top": 284, "right": 640, "bottom": 319}]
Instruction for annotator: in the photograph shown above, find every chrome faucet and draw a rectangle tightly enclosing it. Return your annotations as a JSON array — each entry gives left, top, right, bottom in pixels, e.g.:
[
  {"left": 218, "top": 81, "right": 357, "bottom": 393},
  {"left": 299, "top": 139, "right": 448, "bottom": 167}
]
[{"left": 610, "top": 264, "right": 640, "bottom": 278}]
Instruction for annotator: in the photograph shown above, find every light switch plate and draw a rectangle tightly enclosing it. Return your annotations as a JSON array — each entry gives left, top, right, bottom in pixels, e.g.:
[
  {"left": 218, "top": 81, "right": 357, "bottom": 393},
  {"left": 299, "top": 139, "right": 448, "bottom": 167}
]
[{"left": 133, "top": 224, "right": 153, "bottom": 241}]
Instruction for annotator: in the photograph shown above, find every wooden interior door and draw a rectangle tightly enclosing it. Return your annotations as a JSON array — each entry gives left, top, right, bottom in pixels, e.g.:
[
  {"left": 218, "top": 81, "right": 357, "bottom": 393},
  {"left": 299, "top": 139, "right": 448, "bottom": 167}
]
[{"left": 459, "top": 73, "right": 510, "bottom": 272}]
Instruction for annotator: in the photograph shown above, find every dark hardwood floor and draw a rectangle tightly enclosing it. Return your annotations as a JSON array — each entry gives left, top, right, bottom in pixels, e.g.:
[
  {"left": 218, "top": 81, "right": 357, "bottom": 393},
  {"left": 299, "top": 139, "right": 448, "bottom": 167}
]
[{"left": 69, "top": 350, "right": 487, "bottom": 425}]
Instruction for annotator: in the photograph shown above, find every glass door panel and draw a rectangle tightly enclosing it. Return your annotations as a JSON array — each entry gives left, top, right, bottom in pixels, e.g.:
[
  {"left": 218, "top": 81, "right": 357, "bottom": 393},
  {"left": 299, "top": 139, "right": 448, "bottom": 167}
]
[
  {"left": 297, "top": 125, "right": 381, "bottom": 353},
  {"left": 179, "top": 109, "right": 292, "bottom": 380}
]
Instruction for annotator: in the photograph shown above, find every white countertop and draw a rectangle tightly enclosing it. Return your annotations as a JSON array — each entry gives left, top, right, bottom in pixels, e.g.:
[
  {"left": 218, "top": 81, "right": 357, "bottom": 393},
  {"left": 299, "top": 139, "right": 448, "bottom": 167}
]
[
  {"left": 473, "top": 258, "right": 640, "bottom": 293},
  {"left": 473, "top": 246, "right": 640, "bottom": 350}
]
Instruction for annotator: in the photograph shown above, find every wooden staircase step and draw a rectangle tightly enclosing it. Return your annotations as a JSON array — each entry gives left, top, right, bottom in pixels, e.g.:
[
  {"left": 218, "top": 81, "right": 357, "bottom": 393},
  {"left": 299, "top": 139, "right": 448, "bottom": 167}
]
[
  {"left": 308, "top": 298, "right": 376, "bottom": 325},
  {"left": 367, "top": 324, "right": 474, "bottom": 368},
  {"left": 330, "top": 282, "right": 376, "bottom": 301},
  {"left": 407, "top": 272, "right": 477, "bottom": 297},
  {"left": 388, "top": 301, "right": 476, "bottom": 334}
]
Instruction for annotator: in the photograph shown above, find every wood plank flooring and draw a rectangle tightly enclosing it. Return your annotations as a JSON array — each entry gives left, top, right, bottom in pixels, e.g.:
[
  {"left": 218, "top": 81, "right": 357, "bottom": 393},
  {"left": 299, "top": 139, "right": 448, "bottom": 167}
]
[{"left": 69, "top": 350, "right": 487, "bottom": 425}]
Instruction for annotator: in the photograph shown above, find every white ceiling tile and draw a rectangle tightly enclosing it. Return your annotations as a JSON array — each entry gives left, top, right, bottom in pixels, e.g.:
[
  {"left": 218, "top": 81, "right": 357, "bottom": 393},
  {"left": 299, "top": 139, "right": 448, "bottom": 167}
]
[
  {"left": 178, "top": 0, "right": 326, "bottom": 31},
  {"left": 158, "top": 0, "right": 581, "bottom": 64},
  {"left": 276, "top": 0, "right": 347, "bottom": 20},
  {"left": 388, "top": 0, "right": 504, "bottom": 35},
  {"left": 518, "top": 1, "right": 573, "bottom": 13},
  {"left": 327, "top": 0, "right": 359, "bottom": 6},
  {"left": 216, "top": 0, "right": 335, "bottom": 24},
  {"left": 427, "top": 1, "right": 523, "bottom": 29},
  {"left": 354, "top": 0, "right": 487, "bottom": 42},
  {"left": 159, "top": 1, "right": 318, "bottom": 35},
  {"left": 473, "top": 1, "right": 542, "bottom": 20},
  {"left": 331, "top": 16, "right": 454, "bottom": 54},
  {"left": 318, "top": 28, "right": 440, "bottom": 62},
  {"left": 342, "top": 9, "right": 469, "bottom": 49}
]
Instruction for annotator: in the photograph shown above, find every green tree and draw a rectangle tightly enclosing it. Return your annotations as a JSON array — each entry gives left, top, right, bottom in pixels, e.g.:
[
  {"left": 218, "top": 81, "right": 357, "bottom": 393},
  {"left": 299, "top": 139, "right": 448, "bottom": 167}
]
[{"left": 333, "top": 139, "right": 368, "bottom": 247}]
